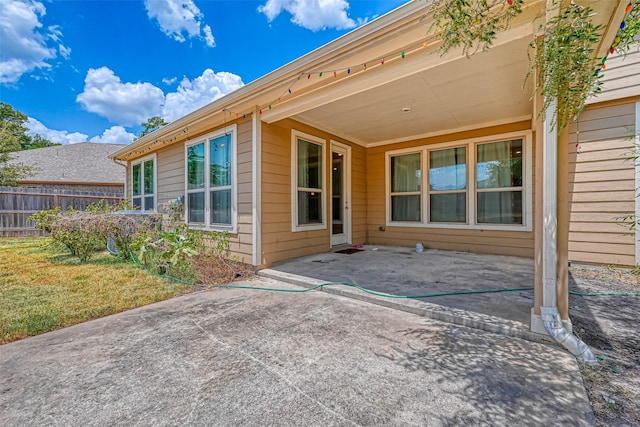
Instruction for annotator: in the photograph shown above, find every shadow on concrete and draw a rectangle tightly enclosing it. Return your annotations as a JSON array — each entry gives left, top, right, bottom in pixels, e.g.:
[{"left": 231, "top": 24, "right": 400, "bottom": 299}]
[
  {"left": 265, "top": 246, "right": 535, "bottom": 326},
  {"left": 0, "top": 280, "right": 595, "bottom": 426}
]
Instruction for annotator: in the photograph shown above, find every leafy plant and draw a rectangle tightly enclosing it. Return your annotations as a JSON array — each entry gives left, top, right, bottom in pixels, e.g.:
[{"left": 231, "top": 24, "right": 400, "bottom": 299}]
[
  {"left": 161, "top": 197, "right": 184, "bottom": 223},
  {"left": 160, "top": 226, "right": 199, "bottom": 265},
  {"left": 50, "top": 212, "right": 106, "bottom": 262},
  {"left": 28, "top": 207, "right": 62, "bottom": 233},
  {"left": 612, "top": 1, "right": 640, "bottom": 55},
  {"left": 429, "top": 0, "right": 524, "bottom": 56},
  {"left": 130, "top": 224, "right": 199, "bottom": 280},
  {"left": 526, "top": 2, "right": 604, "bottom": 131}
]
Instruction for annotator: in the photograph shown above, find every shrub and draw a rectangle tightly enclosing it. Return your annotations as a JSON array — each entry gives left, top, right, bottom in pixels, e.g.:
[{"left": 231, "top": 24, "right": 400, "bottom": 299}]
[
  {"left": 28, "top": 207, "right": 62, "bottom": 233},
  {"left": 105, "top": 214, "right": 157, "bottom": 259},
  {"left": 50, "top": 211, "right": 107, "bottom": 261},
  {"left": 130, "top": 224, "right": 199, "bottom": 281}
]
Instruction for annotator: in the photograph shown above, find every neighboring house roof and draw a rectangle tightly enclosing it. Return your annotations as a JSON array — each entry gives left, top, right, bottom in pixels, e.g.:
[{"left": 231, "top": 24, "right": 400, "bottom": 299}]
[{"left": 10, "top": 142, "right": 126, "bottom": 185}]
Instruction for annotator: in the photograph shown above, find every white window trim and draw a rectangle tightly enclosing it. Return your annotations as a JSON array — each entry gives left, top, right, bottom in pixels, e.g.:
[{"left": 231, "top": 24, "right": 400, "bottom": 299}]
[
  {"left": 131, "top": 153, "right": 157, "bottom": 212},
  {"left": 291, "top": 130, "right": 327, "bottom": 232},
  {"left": 426, "top": 146, "right": 468, "bottom": 224},
  {"left": 184, "top": 125, "right": 238, "bottom": 234},
  {"left": 386, "top": 150, "right": 423, "bottom": 224},
  {"left": 385, "top": 130, "right": 533, "bottom": 232}
]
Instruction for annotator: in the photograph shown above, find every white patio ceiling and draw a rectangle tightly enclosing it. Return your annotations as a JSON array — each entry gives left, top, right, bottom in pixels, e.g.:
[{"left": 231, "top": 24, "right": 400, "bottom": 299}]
[{"left": 290, "top": 35, "right": 535, "bottom": 146}]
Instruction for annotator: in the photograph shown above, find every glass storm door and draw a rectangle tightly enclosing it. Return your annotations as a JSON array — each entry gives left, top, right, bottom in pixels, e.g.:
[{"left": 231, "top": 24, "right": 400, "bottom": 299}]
[{"left": 331, "top": 142, "right": 351, "bottom": 246}]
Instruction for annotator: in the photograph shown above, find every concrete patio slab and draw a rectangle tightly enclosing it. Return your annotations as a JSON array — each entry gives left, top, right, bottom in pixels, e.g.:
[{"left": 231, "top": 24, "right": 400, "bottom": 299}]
[
  {"left": 262, "top": 246, "right": 538, "bottom": 336},
  {"left": 1, "top": 277, "right": 594, "bottom": 426}
]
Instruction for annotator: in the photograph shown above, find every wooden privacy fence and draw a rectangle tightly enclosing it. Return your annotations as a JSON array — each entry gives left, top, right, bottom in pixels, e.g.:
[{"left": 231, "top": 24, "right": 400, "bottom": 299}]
[{"left": 0, "top": 186, "right": 124, "bottom": 237}]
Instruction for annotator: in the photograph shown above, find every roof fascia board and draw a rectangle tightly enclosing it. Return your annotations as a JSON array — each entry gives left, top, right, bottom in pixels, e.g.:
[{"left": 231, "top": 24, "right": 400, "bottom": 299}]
[{"left": 595, "top": 0, "right": 627, "bottom": 58}]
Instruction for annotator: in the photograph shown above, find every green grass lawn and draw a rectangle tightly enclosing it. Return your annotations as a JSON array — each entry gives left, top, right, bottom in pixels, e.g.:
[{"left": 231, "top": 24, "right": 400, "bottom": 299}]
[{"left": 0, "top": 237, "right": 194, "bottom": 344}]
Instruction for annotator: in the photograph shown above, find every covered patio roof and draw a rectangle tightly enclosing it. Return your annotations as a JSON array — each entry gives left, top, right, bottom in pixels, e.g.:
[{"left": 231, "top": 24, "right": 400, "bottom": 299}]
[{"left": 111, "top": 0, "right": 625, "bottom": 160}]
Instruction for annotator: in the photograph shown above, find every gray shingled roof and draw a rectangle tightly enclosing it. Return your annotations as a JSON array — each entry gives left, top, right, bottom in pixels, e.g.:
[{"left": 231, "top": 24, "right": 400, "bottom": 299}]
[{"left": 10, "top": 143, "right": 126, "bottom": 184}]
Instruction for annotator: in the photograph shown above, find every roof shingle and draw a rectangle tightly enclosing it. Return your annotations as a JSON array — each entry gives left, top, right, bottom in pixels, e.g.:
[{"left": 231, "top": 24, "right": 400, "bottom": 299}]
[{"left": 10, "top": 143, "right": 126, "bottom": 184}]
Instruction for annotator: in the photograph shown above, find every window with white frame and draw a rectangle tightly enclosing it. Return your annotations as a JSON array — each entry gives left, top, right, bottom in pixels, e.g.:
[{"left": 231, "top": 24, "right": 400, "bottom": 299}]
[
  {"left": 387, "top": 133, "right": 530, "bottom": 230},
  {"left": 131, "top": 156, "right": 155, "bottom": 211},
  {"left": 476, "top": 139, "right": 523, "bottom": 224},
  {"left": 428, "top": 147, "right": 467, "bottom": 223},
  {"left": 185, "top": 126, "right": 236, "bottom": 231},
  {"left": 292, "top": 131, "right": 326, "bottom": 231},
  {"left": 390, "top": 152, "right": 421, "bottom": 222}
]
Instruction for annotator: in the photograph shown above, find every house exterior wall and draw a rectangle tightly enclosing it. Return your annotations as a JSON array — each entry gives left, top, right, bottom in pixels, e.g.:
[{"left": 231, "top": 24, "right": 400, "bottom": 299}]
[
  {"left": 260, "top": 118, "right": 367, "bottom": 266},
  {"left": 587, "top": 48, "right": 640, "bottom": 104},
  {"left": 567, "top": 100, "right": 638, "bottom": 266},
  {"left": 366, "top": 120, "right": 536, "bottom": 258},
  {"left": 126, "top": 119, "right": 254, "bottom": 264}
]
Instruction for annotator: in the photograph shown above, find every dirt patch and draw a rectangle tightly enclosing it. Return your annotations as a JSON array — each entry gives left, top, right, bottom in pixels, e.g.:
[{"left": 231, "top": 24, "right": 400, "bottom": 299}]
[{"left": 569, "top": 265, "right": 640, "bottom": 426}]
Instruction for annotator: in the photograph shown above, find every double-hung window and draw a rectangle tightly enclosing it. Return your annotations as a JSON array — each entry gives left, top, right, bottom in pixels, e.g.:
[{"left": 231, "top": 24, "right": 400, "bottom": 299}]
[
  {"left": 476, "top": 139, "right": 523, "bottom": 224},
  {"left": 428, "top": 147, "right": 467, "bottom": 223},
  {"left": 185, "top": 126, "right": 237, "bottom": 232},
  {"left": 386, "top": 132, "right": 530, "bottom": 230},
  {"left": 390, "top": 153, "right": 421, "bottom": 222},
  {"left": 131, "top": 155, "right": 156, "bottom": 211},
  {"left": 292, "top": 131, "right": 326, "bottom": 231}
]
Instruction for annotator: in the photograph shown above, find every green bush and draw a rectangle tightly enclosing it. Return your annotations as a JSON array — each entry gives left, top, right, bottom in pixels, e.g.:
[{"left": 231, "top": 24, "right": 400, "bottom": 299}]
[
  {"left": 28, "top": 207, "right": 62, "bottom": 233},
  {"left": 130, "top": 224, "right": 199, "bottom": 281},
  {"left": 50, "top": 211, "right": 106, "bottom": 261}
]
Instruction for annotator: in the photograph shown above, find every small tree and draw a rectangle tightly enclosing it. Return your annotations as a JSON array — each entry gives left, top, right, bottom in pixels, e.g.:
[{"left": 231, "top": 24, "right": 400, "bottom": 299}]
[
  {"left": 135, "top": 116, "right": 169, "bottom": 140},
  {"left": 0, "top": 128, "right": 33, "bottom": 186},
  {"left": 21, "top": 134, "right": 60, "bottom": 150}
]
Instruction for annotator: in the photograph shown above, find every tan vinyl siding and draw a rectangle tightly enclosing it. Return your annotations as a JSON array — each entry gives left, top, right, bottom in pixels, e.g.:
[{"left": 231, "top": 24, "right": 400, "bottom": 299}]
[
  {"left": 234, "top": 120, "right": 254, "bottom": 262},
  {"left": 587, "top": 48, "right": 640, "bottom": 104},
  {"left": 567, "top": 102, "right": 636, "bottom": 266},
  {"left": 127, "top": 118, "right": 254, "bottom": 264},
  {"left": 366, "top": 121, "right": 535, "bottom": 258},
  {"left": 260, "top": 118, "right": 366, "bottom": 267}
]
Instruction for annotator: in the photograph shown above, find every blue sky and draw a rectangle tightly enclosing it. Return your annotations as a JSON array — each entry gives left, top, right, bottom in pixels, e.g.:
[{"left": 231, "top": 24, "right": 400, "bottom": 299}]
[{"left": 1, "top": 0, "right": 408, "bottom": 145}]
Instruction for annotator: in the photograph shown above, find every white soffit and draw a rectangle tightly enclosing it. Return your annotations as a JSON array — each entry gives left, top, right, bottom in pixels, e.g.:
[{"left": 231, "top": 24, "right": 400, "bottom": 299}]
[{"left": 293, "top": 35, "right": 534, "bottom": 146}]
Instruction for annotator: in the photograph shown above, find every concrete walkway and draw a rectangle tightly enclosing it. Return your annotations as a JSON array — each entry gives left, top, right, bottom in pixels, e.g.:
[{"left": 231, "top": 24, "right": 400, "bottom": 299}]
[{"left": 0, "top": 278, "right": 594, "bottom": 426}]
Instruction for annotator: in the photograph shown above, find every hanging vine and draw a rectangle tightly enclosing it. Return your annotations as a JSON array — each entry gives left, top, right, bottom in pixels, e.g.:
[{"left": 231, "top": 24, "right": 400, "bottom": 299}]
[
  {"left": 429, "top": 0, "right": 639, "bottom": 131},
  {"left": 429, "top": 0, "right": 525, "bottom": 56},
  {"left": 526, "top": 2, "right": 604, "bottom": 131}
]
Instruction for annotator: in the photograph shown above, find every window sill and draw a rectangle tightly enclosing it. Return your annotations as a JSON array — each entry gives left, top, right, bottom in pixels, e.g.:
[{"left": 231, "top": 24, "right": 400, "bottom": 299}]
[
  {"left": 385, "top": 221, "right": 532, "bottom": 232},
  {"left": 292, "top": 223, "right": 326, "bottom": 232},
  {"left": 187, "top": 223, "right": 238, "bottom": 235}
]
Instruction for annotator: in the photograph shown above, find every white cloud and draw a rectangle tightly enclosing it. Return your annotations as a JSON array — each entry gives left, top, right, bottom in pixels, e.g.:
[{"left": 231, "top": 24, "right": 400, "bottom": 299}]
[
  {"left": 144, "top": 0, "right": 215, "bottom": 47},
  {"left": 76, "top": 67, "right": 243, "bottom": 128},
  {"left": 27, "top": 118, "right": 88, "bottom": 145},
  {"left": 0, "top": 0, "right": 69, "bottom": 84},
  {"left": 163, "top": 69, "right": 244, "bottom": 121},
  {"left": 27, "top": 119, "right": 134, "bottom": 145},
  {"left": 89, "top": 126, "right": 136, "bottom": 145},
  {"left": 258, "top": 0, "right": 359, "bottom": 31},
  {"left": 162, "top": 76, "right": 178, "bottom": 85},
  {"left": 76, "top": 67, "right": 165, "bottom": 126}
]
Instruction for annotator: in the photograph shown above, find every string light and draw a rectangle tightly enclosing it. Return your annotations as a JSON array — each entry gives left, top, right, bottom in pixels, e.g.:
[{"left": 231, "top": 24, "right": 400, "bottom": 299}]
[{"left": 122, "top": 35, "right": 443, "bottom": 160}]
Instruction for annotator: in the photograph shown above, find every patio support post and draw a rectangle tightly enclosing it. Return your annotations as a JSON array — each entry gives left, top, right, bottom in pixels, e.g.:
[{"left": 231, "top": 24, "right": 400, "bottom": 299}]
[
  {"left": 252, "top": 113, "right": 262, "bottom": 267},
  {"left": 537, "top": 96, "right": 596, "bottom": 364},
  {"left": 541, "top": 98, "right": 558, "bottom": 310}
]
